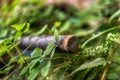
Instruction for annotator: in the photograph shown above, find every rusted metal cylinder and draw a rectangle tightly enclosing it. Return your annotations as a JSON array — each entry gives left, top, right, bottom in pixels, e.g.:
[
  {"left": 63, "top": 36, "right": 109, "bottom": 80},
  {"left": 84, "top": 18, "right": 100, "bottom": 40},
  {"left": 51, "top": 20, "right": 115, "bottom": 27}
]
[{"left": 19, "top": 35, "right": 78, "bottom": 52}]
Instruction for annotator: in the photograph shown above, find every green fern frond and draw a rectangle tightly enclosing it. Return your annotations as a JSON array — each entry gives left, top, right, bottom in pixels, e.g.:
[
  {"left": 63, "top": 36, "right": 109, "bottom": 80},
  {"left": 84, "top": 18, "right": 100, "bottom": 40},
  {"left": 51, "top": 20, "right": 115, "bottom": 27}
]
[
  {"left": 106, "top": 33, "right": 120, "bottom": 44},
  {"left": 82, "top": 26, "right": 120, "bottom": 48},
  {"left": 86, "top": 67, "right": 102, "bottom": 80},
  {"left": 68, "top": 58, "right": 106, "bottom": 77},
  {"left": 83, "top": 44, "right": 108, "bottom": 57}
]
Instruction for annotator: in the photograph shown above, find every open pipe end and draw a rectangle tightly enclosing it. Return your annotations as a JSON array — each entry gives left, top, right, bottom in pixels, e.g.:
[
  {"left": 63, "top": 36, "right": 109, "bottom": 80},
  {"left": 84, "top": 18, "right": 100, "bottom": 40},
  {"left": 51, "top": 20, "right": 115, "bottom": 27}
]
[{"left": 58, "top": 35, "right": 79, "bottom": 52}]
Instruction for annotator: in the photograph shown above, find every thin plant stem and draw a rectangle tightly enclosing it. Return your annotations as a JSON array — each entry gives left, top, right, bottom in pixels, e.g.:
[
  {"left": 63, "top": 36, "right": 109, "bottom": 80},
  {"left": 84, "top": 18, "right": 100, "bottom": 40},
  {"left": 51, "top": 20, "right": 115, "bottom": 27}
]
[{"left": 100, "top": 44, "right": 116, "bottom": 80}]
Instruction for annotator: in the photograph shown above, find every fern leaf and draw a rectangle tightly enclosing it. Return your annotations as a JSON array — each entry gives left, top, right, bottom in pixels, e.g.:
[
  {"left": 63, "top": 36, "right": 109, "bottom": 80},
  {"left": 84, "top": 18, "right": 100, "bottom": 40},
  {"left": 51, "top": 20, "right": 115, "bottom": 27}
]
[
  {"left": 107, "top": 33, "right": 120, "bottom": 44},
  {"left": 83, "top": 44, "right": 108, "bottom": 57},
  {"left": 68, "top": 58, "right": 106, "bottom": 77},
  {"left": 86, "top": 67, "right": 102, "bottom": 80},
  {"left": 82, "top": 26, "right": 120, "bottom": 48}
]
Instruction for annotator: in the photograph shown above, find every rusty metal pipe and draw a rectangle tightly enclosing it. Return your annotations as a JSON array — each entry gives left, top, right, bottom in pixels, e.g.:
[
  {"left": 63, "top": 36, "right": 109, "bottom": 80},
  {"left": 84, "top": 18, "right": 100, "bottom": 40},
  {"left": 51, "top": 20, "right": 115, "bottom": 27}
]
[{"left": 19, "top": 35, "right": 78, "bottom": 52}]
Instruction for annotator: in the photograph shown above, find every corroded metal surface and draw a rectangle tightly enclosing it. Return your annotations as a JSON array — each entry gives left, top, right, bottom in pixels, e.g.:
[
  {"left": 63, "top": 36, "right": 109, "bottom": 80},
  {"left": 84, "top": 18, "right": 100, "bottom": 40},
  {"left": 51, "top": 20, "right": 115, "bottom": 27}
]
[{"left": 19, "top": 35, "right": 78, "bottom": 52}]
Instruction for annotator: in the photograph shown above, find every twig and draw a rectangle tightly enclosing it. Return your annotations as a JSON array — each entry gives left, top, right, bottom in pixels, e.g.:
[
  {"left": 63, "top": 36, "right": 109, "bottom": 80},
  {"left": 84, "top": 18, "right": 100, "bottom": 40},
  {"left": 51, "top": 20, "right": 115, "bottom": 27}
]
[{"left": 100, "top": 45, "right": 116, "bottom": 80}]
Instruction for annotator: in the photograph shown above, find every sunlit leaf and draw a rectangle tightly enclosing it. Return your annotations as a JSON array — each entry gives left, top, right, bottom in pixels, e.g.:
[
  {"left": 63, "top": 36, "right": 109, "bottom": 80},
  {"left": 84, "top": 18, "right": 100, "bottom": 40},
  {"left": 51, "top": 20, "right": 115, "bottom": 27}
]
[
  {"left": 11, "top": 24, "right": 24, "bottom": 31},
  {"left": 0, "top": 28, "right": 8, "bottom": 38},
  {"left": 54, "top": 28, "right": 59, "bottom": 43},
  {"left": 36, "top": 25, "right": 48, "bottom": 35},
  {"left": 59, "top": 21, "right": 70, "bottom": 33},
  {"left": 29, "top": 59, "right": 39, "bottom": 70},
  {"left": 14, "top": 31, "right": 22, "bottom": 41},
  {"left": 50, "top": 47, "right": 55, "bottom": 58},
  {"left": 0, "top": 38, "right": 11, "bottom": 45},
  {"left": 28, "top": 67, "right": 40, "bottom": 80},
  {"left": 40, "top": 61, "right": 51, "bottom": 77},
  {"left": 19, "top": 64, "right": 30, "bottom": 75},
  {"left": 0, "top": 50, "right": 6, "bottom": 57},
  {"left": 22, "top": 23, "right": 30, "bottom": 33},
  {"left": 109, "top": 10, "right": 120, "bottom": 22},
  {"left": 31, "top": 48, "right": 42, "bottom": 58},
  {"left": 42, "top": 5, "right": 53, "bottom": 17},
  {"left": 54, "top": 21, "right": 61, "bottom": 28},
  {"left": 44, "top": 42, "right": 55, "bottom": 55}
]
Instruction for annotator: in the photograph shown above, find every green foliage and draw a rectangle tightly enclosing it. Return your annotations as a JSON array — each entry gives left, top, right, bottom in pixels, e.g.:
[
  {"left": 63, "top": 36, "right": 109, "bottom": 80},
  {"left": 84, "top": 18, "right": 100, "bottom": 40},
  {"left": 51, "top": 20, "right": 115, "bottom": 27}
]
[
  {"left": 109, "top": 10, "right": 120, "bottom": 22},
  {"left": 106, "top": 33, "right": 120, "bottom": 44},
  {"left": 0, "top": 0, "right": 120, "bottom": 80},
  {"left": 54, "top": 21, "right": 61, "bottom": 28},
  {"left": 0, "top": 28, "right": 8, "bottom": 38},
  {"left": 107, "top": 72, "right": 119, "bottom": 80},
  {"left": 0, "top": 38, "right": 12, "bottom": 56},
  {"left": 44, "top": 42, "right": 56, "bottom": 56},
  {"left": 59, "top": 21, "right": 71, "bottom": 33},
  {"left": 36, "top": 25, "right": 48, "bottom": 35},
  {"left": 27, "top": 66, "right": 40, "bottom": 80},
  {"left": 82, "top": 26, "right": 120, "bottom": 48},
  {"left": 19, "top": 42, "right": 56, "bottom": 80},
  {"left": 31, "top": 48, "right": 42, "bottom": 58},
  {"left": 0, "top": 65, "right": 14, "bottom": 74},
  {"left": 54, "top": 28, "right": 59, "bottom": 43},
  {"left": 40, "top": 61, "right": 51, "bottom": 77},
  {"left": 12, "top": 22, "right": 30, "bottom": 41},
  {"left": 68, "top": 58, "right": 106, "bottom": 77}
]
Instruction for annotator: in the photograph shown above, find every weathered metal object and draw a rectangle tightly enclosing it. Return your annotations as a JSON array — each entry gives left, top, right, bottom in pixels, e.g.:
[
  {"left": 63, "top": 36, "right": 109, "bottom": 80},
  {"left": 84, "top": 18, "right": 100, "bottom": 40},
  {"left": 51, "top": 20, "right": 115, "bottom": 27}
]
[{"left": 19, "top": 35, "right": 78, "bottom": 52}]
